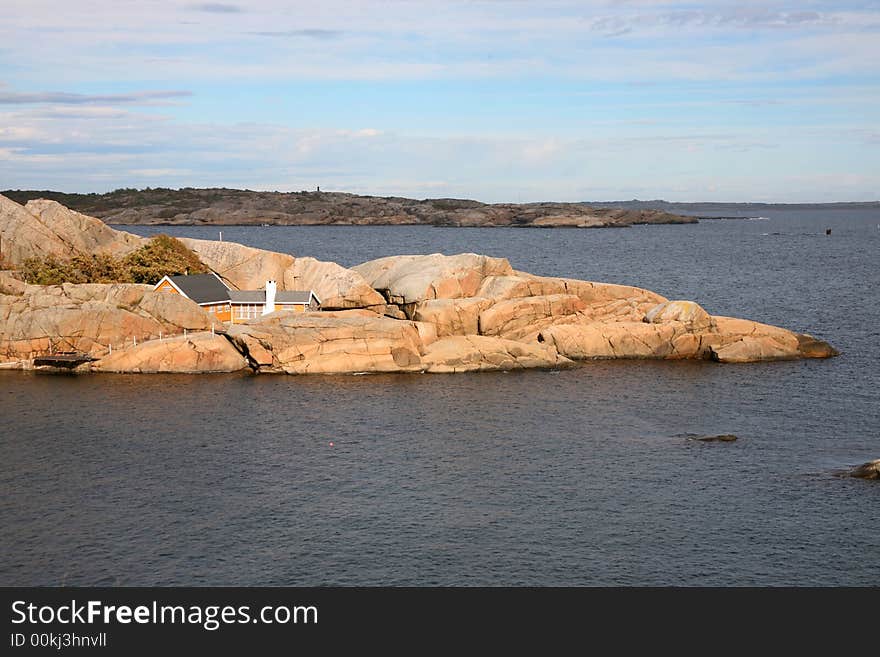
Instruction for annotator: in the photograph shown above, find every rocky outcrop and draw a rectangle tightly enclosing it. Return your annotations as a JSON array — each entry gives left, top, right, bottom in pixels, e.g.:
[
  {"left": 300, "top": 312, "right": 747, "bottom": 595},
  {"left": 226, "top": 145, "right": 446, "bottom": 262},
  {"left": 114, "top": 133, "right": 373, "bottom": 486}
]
[
  {"left": 1, "top": 194, "right": 69, "bottom": 264},
  {"left": 283, "top": 257, "right": 385, "bottom": 310},
  {"left": 223, "top": 311, "right": 425, "bottom": 374},
  {"left": 218, "top": 310, "right": 572, "bottom": 375},
  {"left": 477, "top": 273, "right": 667, "bottom": 321},
  {"left": 475, "top": 274, "right": 567, "bottom": 300},
  {"left": 24, "top": 199, "right": 144, "bottom": 257},
  {"left": 353, "top": 253, "right": 514, "bottom": 308},
  {"left": 645, "top": 300, "right": 714, "bottom": 330},
  {"left": 0, "top": 271, "right": 26, "bottom": 296},
  {"left": 421, "top": 335, "right": 573, "bottom": 373},
  {"left": 0, "top": 192, "right": 840, "bottom": 373},
  {"left": 704, "top": 316, "right": 804, "bottom": 363},
  {"left": 91, "top": 332, "right": 248, "bottom": 373},
  {"left": 412, "top": 297, "right": 495, "bottom": 337},
  {"left": 538, "top": 320, "right": 692, "bottom": 360},
  {"left": 0, "top": 282, "right": 215, "bottom": 363},
  {"left": 178, "top": 238, "right": 294, "bottom": 290},
  {"left": 0, "top": 195, "right": 143, "bottom": 266},
  {"left": 477, "top": 294, "right": 586, "bottom": 340},
  {"left": 535, "top": 304, "right": 838, "bottom": 364}
]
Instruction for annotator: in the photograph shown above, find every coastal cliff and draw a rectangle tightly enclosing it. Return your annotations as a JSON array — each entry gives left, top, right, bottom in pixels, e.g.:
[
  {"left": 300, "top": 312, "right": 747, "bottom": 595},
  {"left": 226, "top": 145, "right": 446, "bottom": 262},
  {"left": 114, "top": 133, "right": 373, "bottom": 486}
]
[
  {"left": 1, "top": 188, "right": 696, "bottom": 228},
  {"left": 0, "top": 194, "right": 837, "bottom": 374}
]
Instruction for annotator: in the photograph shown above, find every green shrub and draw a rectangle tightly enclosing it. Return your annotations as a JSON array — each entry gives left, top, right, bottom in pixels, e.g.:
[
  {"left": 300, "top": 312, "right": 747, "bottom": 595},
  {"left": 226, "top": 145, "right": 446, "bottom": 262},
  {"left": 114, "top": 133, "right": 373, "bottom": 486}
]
[
  {"left": 21, "top": 256, "right": 79, "bottom": 285},
  {"left": 20, "top": 235, "right": 208, "bottom": 285},
  {"left": 121, "top": 234, "right": 209, "bottom": 283}
]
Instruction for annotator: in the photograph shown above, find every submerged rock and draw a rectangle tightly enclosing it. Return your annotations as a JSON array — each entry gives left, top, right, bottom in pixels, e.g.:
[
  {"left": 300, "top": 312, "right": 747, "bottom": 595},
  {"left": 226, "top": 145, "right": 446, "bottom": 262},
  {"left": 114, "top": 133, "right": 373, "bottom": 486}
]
[
  {"left": 680, "top": 433, "right": 739, "bottom": 443},
  {"left": 795, "top": 333, "right": 840, "bottom": 359},
  {"left": 839, "top": 460, "right": 880, "bottom": 480}
]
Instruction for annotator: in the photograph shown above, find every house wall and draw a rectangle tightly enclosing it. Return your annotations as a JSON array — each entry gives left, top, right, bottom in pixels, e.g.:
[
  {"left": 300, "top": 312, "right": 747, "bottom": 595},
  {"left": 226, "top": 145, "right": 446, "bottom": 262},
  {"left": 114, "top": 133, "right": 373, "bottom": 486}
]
[
  {"left": 203, "top": 303, "right": 231, "bottom": 322},
  {"left": 156, "top": 280, "right": 176, "bottom": 293}
]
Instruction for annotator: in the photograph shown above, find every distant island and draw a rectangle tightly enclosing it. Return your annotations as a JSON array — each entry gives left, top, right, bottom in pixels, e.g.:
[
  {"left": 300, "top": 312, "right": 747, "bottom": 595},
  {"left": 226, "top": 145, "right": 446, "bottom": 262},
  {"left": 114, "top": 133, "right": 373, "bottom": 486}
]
[
  {"left": 583, "top": 199, "right": 880, "bottom": 217},
  {"left": 0, "top": 188, "right": 696, "bottom": 228}
]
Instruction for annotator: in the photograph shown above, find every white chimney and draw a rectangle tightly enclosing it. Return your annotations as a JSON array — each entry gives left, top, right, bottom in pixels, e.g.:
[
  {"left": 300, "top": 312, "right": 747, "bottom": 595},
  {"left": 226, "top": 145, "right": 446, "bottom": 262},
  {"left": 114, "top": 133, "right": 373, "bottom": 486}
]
[{"left": 263, "top": 280, "right": 277, "bottom": 315}]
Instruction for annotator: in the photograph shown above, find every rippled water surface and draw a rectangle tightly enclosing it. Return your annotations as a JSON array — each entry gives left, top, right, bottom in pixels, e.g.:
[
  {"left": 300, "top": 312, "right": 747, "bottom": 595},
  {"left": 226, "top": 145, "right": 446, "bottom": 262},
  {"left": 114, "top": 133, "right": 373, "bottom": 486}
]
[{"left": 2, "top": 209, "right": 878, "bottom": 585}]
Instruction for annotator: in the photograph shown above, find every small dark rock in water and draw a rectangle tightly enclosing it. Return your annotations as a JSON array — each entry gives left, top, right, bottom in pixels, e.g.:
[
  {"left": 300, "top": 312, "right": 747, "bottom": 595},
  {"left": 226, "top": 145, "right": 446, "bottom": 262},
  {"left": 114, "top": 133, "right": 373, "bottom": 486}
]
[
  {"left": 676, "top": 433, "right": 738, "bottom": 442},
  {"left": 693, "top": 434, "right": 738, "bottom": 442},
  {"left": 840, "top": 459, "right": 880, "bottom": 480}
]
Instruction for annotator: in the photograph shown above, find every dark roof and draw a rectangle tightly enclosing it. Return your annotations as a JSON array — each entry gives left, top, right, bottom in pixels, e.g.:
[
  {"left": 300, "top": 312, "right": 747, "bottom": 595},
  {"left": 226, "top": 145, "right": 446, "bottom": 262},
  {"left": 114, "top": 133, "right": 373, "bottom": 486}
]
[
  {"left": 228, "top": 290, "right": 264, "bottom": 303},
  {"left": 165, "top": 273, "right": 230, "bottom": 305},
  {"left": 278, "top": 291, "right": 315, "bottom": 304},
  {"left": 228, "top": 290, "right": 316, "bottom": 304}
]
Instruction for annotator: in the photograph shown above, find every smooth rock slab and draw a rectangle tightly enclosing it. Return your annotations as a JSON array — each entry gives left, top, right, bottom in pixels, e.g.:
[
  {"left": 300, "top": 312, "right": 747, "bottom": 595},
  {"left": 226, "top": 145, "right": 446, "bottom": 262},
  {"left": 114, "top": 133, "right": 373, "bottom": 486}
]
[
  {"left": 179, "top": 238, "right": 294, "bottom": 290},
  {"left": 413, "top": 297, "right": 495, "bottom": 337},
  {"left": 421, "top": 335, "right": 573, "bottom": 373},
  {"left": 537, "top": 321, "right": 690, "bottom": 360},
  {"left": 91, "top": 332, "right": 248, "bottom": 373},
  {"left": 224, "top": 310, "right": 425, "bottom": 374},
  {"left": 353, "top": 253, "right": 513, "bottom": 305},
  {"left": 283, "top": 256, "right": 386, "bottom": 310},
  {"left": 1, "top": 194, "right": 143, "bottom": 266},
  {"left": 478, "top": 294, "right": 586, "bottom": 340}
]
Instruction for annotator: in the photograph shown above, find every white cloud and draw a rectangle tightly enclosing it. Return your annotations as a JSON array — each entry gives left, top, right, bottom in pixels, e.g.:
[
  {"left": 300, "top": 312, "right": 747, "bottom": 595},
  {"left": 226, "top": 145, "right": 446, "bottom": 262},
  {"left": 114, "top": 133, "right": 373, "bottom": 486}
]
[
  {"left": 1, "top": 1, "right": 878, "bottom": 83},
  {"left": 1, "top": 2, "right": 877, "bottom": 201},
  {"left": 129, "top": 168, "right": 192, "bottom": 176},
  {"left": 0, "top": 90, "right": 191, "bottom": 105}
]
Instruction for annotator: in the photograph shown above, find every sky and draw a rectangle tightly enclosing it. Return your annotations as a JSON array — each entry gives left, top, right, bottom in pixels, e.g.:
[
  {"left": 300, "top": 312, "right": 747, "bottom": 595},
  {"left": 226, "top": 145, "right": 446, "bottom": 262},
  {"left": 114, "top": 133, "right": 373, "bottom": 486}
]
[{"left": 0, "top": 0, "right": 878, "bottom": 202}]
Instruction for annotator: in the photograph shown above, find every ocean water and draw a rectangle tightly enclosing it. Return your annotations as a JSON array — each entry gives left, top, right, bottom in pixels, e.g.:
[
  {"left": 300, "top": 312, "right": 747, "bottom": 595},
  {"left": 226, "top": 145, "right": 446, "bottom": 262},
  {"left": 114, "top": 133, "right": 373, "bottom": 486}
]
[{"left": 1, "top": 209, "right": 878, "bottom": 586}]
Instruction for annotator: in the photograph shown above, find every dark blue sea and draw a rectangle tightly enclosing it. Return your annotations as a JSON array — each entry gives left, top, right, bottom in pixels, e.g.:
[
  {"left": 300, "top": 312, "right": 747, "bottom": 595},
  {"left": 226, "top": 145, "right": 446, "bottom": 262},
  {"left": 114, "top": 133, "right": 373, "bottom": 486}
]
[{"left": 2, "top": 209, "right": 878, "bottom": 585}]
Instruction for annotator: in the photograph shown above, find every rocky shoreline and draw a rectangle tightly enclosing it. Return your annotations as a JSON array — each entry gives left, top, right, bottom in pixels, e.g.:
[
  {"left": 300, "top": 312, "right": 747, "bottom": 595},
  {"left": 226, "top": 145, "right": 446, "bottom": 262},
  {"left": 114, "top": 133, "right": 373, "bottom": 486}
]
[{"left": 0, "top": 193, "right": 838, "bottom": 375}]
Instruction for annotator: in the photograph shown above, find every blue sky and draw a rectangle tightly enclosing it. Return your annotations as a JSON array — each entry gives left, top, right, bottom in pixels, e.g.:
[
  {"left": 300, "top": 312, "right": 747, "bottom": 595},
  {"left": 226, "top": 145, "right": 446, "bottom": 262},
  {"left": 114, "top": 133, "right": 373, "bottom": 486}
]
[{"left": 1, "top": 0, "right": 878, "bottom": 202}]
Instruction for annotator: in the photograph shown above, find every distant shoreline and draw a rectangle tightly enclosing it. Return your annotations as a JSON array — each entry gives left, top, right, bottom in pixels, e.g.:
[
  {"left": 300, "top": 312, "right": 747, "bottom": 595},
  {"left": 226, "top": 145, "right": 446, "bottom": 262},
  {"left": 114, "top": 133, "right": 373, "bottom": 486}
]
[
  {"left": 0, "top": 188, "right": 694, "bottom": 228},
  {"left": 3, "top": 188, "right": 876, "bottom": 229}
]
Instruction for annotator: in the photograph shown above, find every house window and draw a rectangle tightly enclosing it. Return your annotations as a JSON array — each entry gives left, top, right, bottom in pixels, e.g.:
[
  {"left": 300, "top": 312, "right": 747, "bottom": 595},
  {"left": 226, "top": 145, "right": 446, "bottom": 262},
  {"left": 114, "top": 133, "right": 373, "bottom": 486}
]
[{"left": 235, "top": 304, "right": 261, "bottom": 319}]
